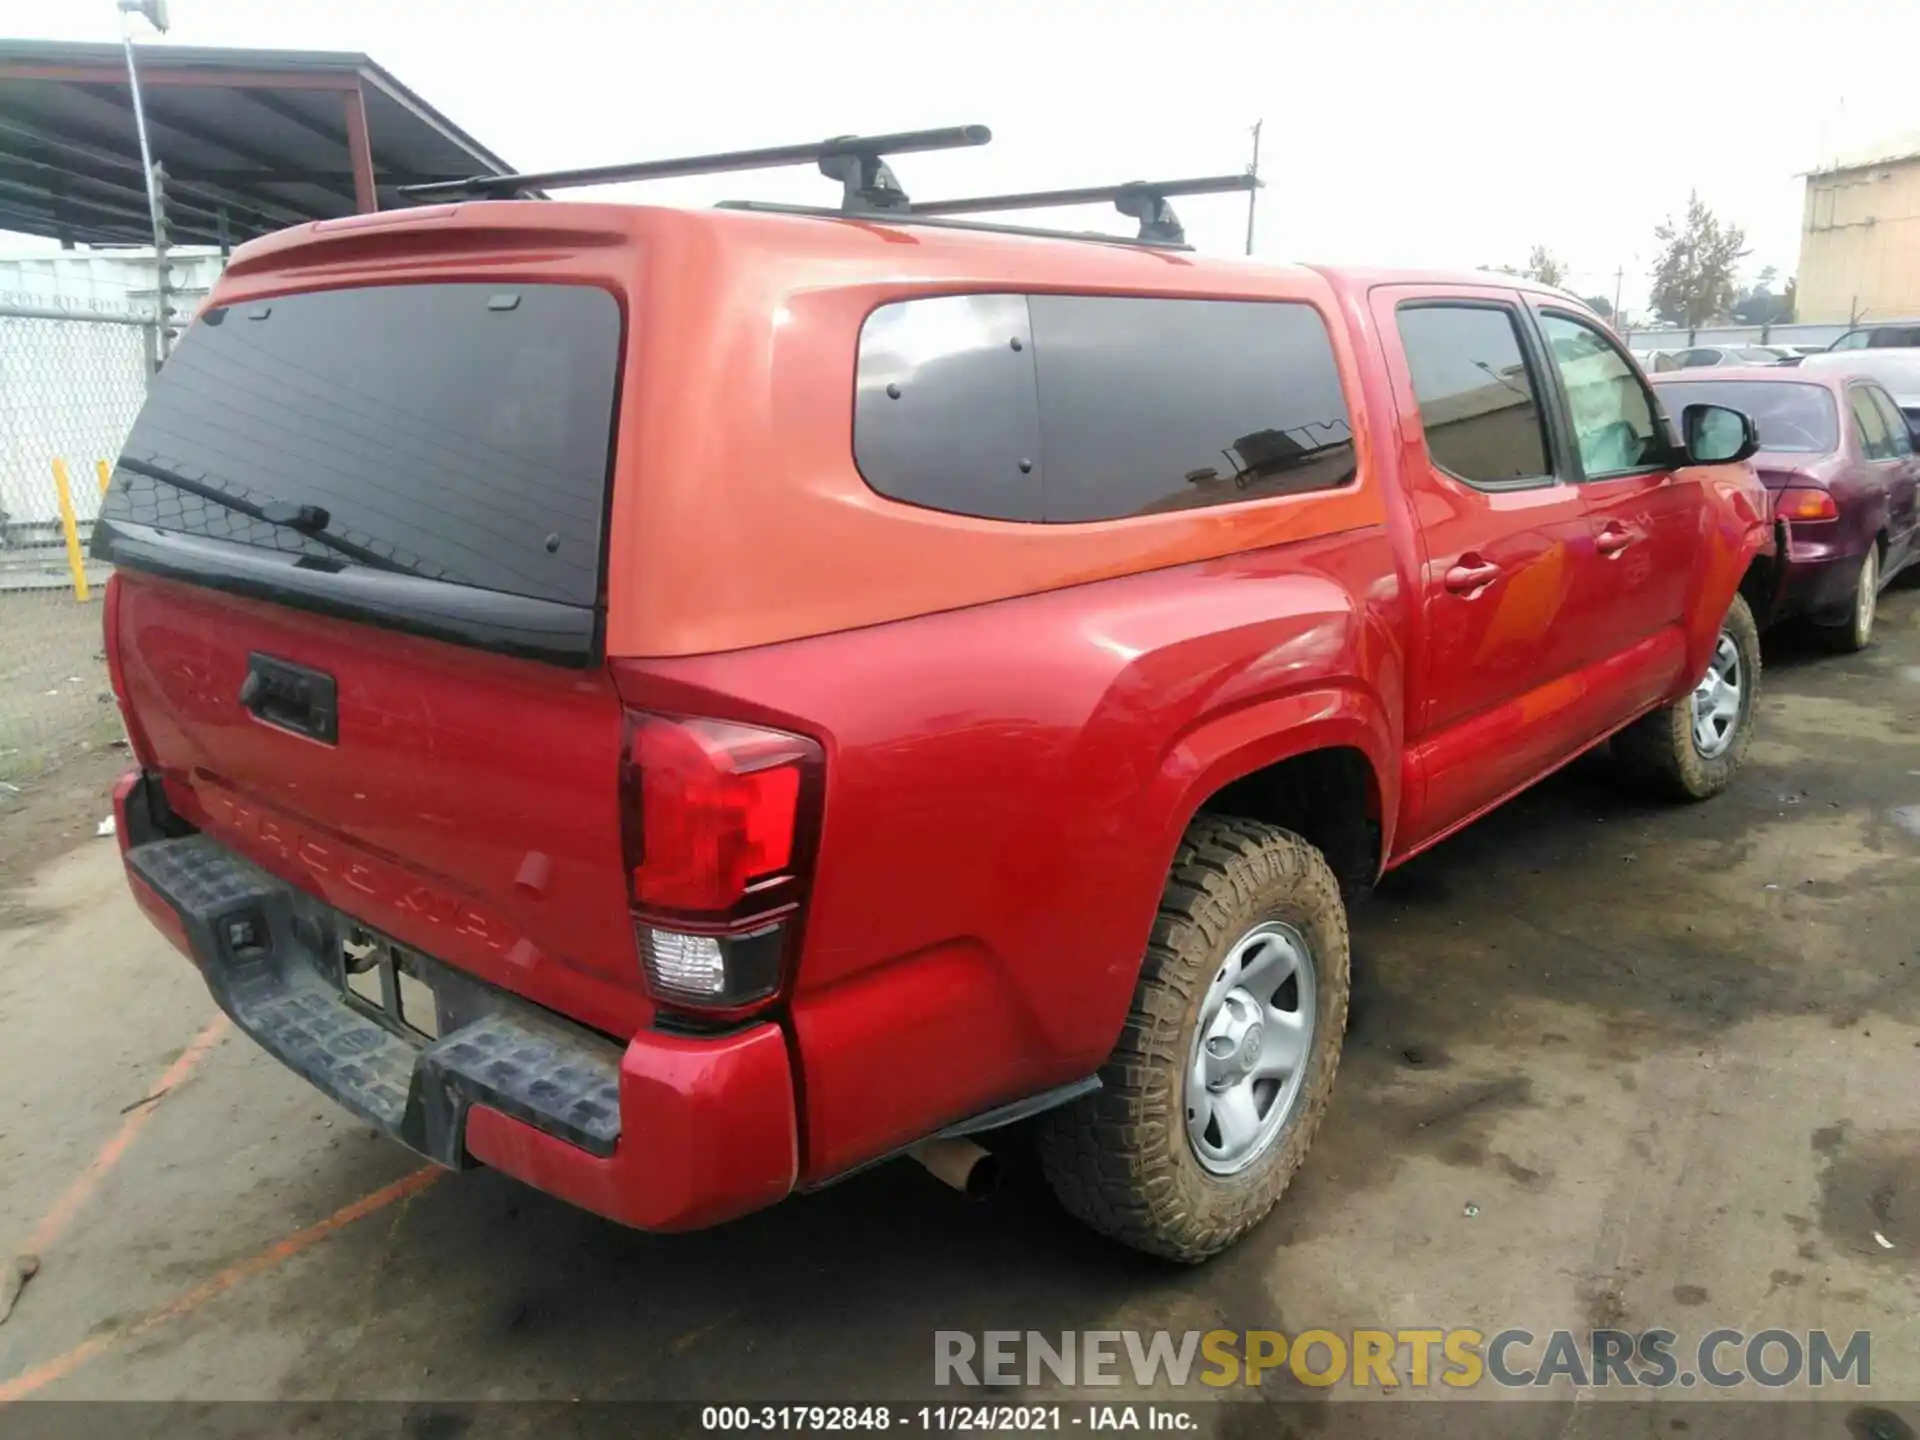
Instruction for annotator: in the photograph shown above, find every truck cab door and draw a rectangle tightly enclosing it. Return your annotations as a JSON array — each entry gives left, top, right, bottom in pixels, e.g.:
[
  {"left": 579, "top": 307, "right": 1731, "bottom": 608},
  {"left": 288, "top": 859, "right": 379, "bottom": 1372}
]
[
  {"left": 1370, "top": 286, "right": 1595, "bottom": 847},
  {"left": 1527, "top": 306, "right": 1698, "bottom": 730}
]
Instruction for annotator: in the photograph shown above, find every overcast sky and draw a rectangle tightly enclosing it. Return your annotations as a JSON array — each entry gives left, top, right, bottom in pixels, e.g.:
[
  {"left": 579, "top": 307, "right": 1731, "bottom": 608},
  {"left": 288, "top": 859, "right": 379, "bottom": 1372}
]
[{"left": 1, "top": 0, "right": 1911, "bottom": 317}]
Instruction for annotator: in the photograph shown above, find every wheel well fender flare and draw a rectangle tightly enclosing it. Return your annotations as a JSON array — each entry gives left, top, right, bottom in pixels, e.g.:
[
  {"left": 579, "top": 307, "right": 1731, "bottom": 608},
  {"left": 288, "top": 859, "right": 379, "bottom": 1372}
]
[{"left": 1148, "top": 684, "right": 1397, "bottom": 884}]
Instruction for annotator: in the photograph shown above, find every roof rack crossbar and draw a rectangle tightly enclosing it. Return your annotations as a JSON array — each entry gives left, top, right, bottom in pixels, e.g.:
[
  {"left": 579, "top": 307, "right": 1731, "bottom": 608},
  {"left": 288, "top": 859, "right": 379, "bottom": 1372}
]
[
  {"left": 714, "top": 199, "right": 1199, "bottom": 252},
  {"left": 397, "top": 125, "right": 992, "bottom": 206},
  {"left": 909, "top": 173, "right": 1260, "bottom": 245}
]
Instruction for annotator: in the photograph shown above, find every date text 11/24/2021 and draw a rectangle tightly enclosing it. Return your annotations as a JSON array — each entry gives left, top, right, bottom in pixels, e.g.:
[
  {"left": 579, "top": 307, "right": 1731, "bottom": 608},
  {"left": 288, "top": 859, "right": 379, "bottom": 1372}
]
[{"left": 701, "top": 1406, "right": 1197, "bottom": 1432}]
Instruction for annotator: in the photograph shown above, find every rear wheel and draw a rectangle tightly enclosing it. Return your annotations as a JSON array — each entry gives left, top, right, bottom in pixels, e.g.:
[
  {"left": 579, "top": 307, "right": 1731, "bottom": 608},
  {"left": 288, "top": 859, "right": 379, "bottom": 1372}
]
[
  {"left": 1037, "top": 816, "right": 1348, "bottom": 1262},
  {"left": 1613, "top": 592, "right": 1760, "bottom": 801},
  {"left": 1825, "top": 545, "right": 1879, "bottom": 653}
]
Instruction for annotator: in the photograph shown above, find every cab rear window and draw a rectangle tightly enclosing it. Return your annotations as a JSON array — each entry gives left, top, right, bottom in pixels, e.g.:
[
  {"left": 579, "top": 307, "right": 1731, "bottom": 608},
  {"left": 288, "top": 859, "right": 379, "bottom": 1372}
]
[
  {"left": 854, "top": 294, "right": 1356, "bottom": 522},
  {"left": 101, "top": 283, "right": 621, "bottom": 609}
]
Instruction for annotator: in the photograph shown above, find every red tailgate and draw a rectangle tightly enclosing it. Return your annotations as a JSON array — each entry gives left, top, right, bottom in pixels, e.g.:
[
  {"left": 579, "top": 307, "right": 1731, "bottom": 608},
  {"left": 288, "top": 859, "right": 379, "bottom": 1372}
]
[{"left": 114, "top": 573, "right": 650, "bottom": 1037}]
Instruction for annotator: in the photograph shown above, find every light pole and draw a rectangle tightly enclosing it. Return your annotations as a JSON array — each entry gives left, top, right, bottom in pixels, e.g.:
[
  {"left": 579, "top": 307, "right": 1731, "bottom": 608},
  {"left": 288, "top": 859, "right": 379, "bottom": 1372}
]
[
  {"left": 117, "top": 0, "right": 172, "bottom": 361},
  {"left": 1244, "top": 119, "right": 1262, "bottom": 256}
]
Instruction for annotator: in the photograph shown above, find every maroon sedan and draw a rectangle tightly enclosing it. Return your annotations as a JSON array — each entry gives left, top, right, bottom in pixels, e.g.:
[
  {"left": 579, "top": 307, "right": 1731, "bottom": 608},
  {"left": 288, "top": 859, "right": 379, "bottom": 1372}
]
[{"left": 1652, "top": 366, "right": 1920, "bottom": 650}]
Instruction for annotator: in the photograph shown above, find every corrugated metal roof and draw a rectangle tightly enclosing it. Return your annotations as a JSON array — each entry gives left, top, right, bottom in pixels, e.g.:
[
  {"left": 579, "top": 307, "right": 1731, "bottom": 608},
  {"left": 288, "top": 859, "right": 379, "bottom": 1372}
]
[
  {"left": 1804, "top": 130, "right": 1920, "bottom": 177},
  {"left": 0, "top": 39, "right": 527, "bottom": 247}
]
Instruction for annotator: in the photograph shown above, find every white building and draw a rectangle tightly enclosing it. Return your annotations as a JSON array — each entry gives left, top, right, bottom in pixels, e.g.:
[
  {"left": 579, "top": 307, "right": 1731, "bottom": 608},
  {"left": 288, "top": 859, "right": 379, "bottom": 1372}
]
[
  {"left": 0, "top": 247, "right": 224, "bottom": 533},
  {"left": 0, "top": 245, "right": 226, "bottom": 311}
]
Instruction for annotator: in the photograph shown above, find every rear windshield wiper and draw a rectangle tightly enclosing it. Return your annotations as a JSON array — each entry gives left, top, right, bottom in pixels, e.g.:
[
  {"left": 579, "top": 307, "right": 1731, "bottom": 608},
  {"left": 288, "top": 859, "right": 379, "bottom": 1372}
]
[{"left": 114, "top": 457, "right": 429, "bottom": 579}]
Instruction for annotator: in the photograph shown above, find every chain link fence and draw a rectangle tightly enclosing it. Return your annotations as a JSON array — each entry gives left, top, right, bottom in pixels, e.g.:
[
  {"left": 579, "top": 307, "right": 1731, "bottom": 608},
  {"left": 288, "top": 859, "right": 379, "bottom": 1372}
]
[
  {"left": 0, "top": 302, "right": 158, "bottom": 785},
  {"left": 1620, "top": 321, "right": 1851, "bottom": 352}
]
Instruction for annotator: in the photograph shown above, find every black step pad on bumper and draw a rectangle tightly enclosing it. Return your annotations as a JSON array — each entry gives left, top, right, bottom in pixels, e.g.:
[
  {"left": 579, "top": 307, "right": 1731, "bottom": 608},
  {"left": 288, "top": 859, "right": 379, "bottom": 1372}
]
[{"left": 128, "top": 835, "right": 622, "bottom": 1167}]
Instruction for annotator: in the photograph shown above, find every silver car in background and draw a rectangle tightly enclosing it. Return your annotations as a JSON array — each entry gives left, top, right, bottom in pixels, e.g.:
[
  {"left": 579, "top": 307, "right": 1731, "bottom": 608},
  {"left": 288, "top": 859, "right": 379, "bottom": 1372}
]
[
  {"left": 1673, "top": 344, "right": 1793, "bottom": 369},
  {"left": 1800, "top": 347, "right": 1920, "bottom": 443}
]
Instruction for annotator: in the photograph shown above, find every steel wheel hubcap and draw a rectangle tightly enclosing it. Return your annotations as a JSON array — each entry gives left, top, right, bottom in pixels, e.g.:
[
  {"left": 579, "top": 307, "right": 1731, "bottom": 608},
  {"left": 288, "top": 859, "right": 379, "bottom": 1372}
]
[
  {"left": 1185, "top": 920, "right": 1317, "bottom": 1176},
  {"left": 1691, "top": 632, "right": 1743, "bottom": 759}
]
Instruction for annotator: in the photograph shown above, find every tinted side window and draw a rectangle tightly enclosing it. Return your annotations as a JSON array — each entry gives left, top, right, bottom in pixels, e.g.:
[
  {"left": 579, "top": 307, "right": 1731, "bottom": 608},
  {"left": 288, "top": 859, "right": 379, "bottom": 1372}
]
[
  {"left": 853, "top": 293, "right": 1043, "bottom": 522},
  {"left": 853, "top": 294, "right": 1356, "bottom": 523},
  {"left": 1395, "top": 304, "right": 1550, "bottom": 486},
  {"left": 1677, "top": 349, "right": 1719, "bottom": 368},
  {"left": 1867, "top": 387, "right": 1914, "bottom": 457},
  {"left": 1028, "top": 296, "right": 1355, "bottom": 522},
  {"left": 1869, "top": 327, "right": 1920, "bottom": 349},
  {"left": 1850, "top": 388, "right": 1894, "bottom": 459},
  {"left": 1538, "top": 312, "right": 1665, "bottom": 477}
]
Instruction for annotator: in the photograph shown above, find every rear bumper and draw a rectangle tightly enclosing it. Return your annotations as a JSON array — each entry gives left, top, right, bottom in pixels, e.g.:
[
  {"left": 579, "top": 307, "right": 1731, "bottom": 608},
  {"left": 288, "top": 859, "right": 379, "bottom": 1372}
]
[
  {"left": 1771, "top": 531, "right": 1868, "bottom": 625},
  {"left": 113, "top": 774, "right": 798, "bottom": 1232}
]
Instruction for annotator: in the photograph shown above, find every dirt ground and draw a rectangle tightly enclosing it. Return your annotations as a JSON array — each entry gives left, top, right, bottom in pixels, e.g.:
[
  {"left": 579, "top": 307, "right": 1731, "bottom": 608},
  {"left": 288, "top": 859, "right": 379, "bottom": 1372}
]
[
  {"left": 0, "top": 591, "right": 117, "bottom": 786},
  {"left": 0, "top": 595, "right": 1916, "bottom": 1437},
  {"left": 0, "top": 746, "right": 126, "bottom": 920}
]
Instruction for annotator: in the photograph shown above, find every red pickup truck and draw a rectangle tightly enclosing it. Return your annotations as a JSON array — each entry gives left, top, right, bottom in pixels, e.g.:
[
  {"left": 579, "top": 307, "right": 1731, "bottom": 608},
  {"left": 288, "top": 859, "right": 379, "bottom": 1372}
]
[{"left": 96, "top": 193, "right": 1774, "bottom": 1261}]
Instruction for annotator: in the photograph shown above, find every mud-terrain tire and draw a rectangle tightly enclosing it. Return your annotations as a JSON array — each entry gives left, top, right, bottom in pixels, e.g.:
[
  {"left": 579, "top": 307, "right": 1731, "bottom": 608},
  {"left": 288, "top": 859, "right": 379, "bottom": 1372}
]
[
  {"left": 1613, "top": 592, "right": 1760, "bottom": 801},
  {"left": 1037, "top": 816, "right": 1349, "bottom": 1263}
]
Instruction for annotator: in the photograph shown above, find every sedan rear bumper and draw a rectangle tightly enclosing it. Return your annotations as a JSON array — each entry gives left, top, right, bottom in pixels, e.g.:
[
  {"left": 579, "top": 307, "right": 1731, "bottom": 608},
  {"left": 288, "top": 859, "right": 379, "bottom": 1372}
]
[{"left": 1771, "top": 525, "right": 1869, "bottom": 625}]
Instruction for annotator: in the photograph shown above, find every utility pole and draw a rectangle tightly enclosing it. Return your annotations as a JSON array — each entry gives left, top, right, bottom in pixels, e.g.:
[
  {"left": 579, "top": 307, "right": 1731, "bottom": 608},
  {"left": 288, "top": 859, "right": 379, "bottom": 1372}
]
[
  {"left": 117, "top": 0, "right": 172, "bottom": 363},
  {"left": 1244, "top": 119, "right": 1262, "bottom": 256},
  {"left": 1612, "top": 267, "right": 1624, "bottom": 326}
]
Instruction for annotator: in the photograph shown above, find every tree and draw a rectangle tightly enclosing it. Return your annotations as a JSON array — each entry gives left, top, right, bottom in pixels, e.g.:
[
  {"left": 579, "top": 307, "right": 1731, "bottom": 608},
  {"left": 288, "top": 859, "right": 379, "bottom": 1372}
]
[
  {"left": 1731, "top": 288, "right": 1784, "bottom": 325},
  {"left": 1730, "top": 266, "right": 1796, "bottom": 325},
  {"left": 1582, "top": 294, "right": 1615, "bottom": 320},
  {"left": 1649, "top": 193, "right": 1749, "bottom": 328},
  {"left": 1523, "top": 245, "right": 1569, "bottom": 289},
  {"left": 1482, "top": 244, "right": 1570, "bottom": 288}
]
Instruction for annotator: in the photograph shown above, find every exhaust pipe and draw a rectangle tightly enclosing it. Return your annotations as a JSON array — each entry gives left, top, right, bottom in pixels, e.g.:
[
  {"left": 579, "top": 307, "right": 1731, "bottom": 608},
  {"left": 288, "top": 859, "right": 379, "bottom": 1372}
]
[{"left": 909, "top": 1137, "right": 1001, "bottom": 1199}]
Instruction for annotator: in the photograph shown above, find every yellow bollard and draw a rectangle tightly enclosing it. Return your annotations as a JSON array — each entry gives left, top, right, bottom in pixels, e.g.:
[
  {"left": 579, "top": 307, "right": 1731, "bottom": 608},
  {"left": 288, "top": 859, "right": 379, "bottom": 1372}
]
[
  {"left": 51, "top": 458, "right": 91, "bottom": 603},
  {"left": 96, "top": 459, "right": 112, "bottom": 494}
]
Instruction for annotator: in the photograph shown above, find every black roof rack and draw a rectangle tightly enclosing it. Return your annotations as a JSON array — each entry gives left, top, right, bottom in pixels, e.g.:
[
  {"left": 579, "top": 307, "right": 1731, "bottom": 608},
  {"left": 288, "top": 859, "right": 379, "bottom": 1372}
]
[
  {"left": 398, "top": 125, "right": 991, "bottom": 208},
  {"left": 398, "top": 125, "right": 1257, "bottom": 250},
  {"left": 909, "top": 174, "right": 1260, "bottom": 245},
  {"left": 714, "top": 201, "right": 1201, "bottom": 253}
]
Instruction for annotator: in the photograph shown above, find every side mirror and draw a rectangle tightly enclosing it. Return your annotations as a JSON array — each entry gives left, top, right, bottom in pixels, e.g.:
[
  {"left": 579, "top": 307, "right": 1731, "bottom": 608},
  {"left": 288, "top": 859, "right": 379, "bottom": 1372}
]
[{"left": 1683, "top": 403, "right": 1759, "bottom": 464}]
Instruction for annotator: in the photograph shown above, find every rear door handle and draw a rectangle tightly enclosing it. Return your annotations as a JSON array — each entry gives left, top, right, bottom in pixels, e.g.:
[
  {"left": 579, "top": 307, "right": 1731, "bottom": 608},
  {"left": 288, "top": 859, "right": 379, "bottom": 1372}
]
[
  {"left": 1444, "top": 560, "right": 1501, "bottom": 594},
  {"left": 1595, "top": 524, "right": 1640, "bottom": 557}
]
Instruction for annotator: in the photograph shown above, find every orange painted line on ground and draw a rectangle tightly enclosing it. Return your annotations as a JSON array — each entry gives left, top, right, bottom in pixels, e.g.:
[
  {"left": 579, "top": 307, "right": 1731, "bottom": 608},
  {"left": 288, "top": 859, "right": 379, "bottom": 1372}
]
[
  {"left": 24, "top": 1013, "right": 231, "bottom": 1257},
  {"left": 0, "top": 1336, "right": 112, "bottom": 1404},
  {"left": 0, "top": 1164, "right": 442, "bottom": 1402}
]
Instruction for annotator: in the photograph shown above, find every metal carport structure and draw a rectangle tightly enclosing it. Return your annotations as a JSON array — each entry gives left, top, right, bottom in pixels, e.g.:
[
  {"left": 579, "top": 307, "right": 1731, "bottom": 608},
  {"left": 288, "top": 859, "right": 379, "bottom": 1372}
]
[{"left": 0, "top": 39, "right": 528, "bottom": 248}]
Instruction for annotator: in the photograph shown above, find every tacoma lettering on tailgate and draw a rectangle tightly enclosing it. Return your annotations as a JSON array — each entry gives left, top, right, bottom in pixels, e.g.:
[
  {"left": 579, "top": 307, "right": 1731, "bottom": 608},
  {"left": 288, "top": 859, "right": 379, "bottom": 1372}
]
[{"left": 200, "top": 791, "right": 513, "bottom": 953}]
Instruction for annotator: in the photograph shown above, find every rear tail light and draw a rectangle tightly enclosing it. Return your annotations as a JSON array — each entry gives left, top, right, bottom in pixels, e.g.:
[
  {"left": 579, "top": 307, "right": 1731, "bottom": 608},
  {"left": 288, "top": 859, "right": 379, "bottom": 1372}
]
[
  {"left": 1775, "top": 487, "right": 1838, "bottom": 521},
  {"left": 101, "top": 573, "right": 159, "bottom": 768},
  {"left": 619, "top": 712, "right": 823, "bottom": 1012}
]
